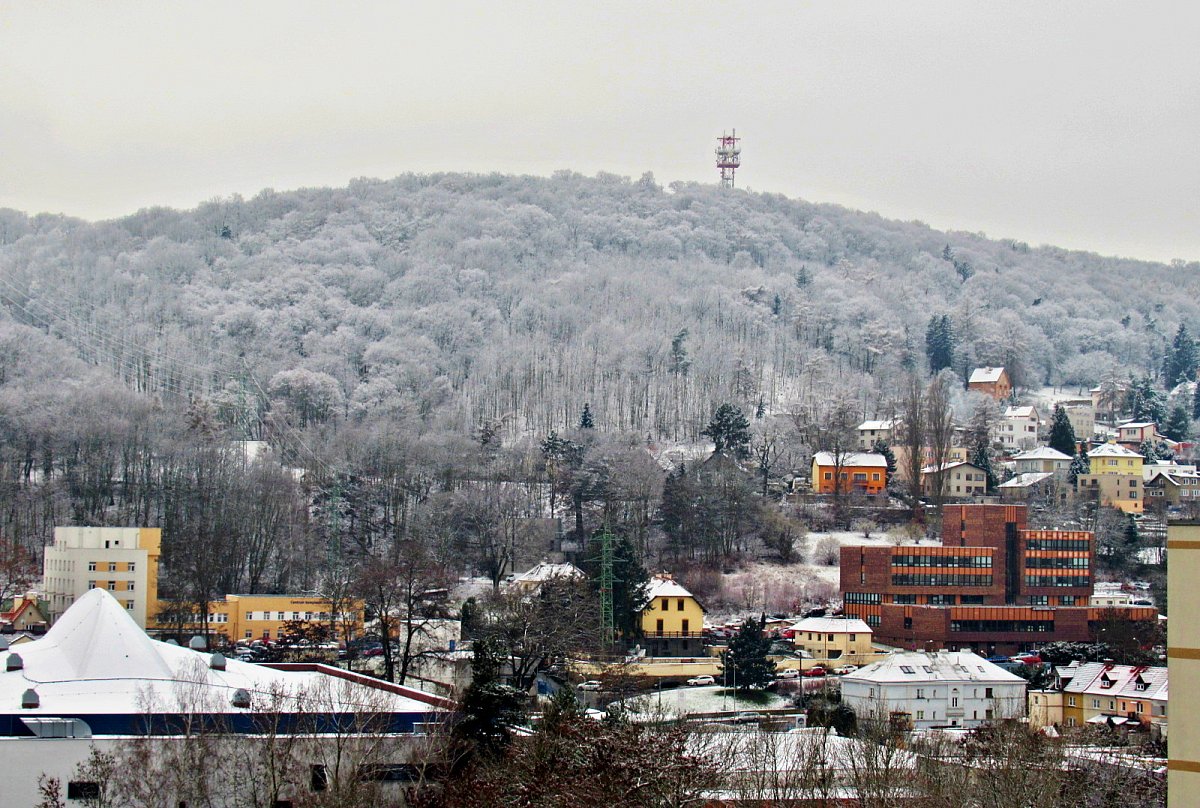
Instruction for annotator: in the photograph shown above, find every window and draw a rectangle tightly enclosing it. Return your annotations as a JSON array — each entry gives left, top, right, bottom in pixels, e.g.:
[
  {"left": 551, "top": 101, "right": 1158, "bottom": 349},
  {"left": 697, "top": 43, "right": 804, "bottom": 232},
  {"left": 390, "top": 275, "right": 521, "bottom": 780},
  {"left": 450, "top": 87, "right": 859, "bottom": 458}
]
[
  {"left": 107, "top": 581, "right": 116, "bottom": 591},
  {"left": 126, "top": 601, "right": 134, "bottom": 610},
  {"left": 128, "top": 563, "right": 135, "bottom": 572},
  {"left": 246, "top": 612, "right": 253, "bottom": 621},
  {"left": 849, "top": 635, "right": 856, "bottom": 641},
  {"left": 824, "top": 472, "right": 832, "bottom": 480},
  {"left": 304, "top": 612, "right": 313, "bottom": 621},
  {"left": 900, "top": 666, "right": 915, "bottom": 674},
  {"left": 677, "top": 598, "right": 684, "bottom": 611},
  {"left": 88, "top": 581, "right": 96, "bottom": 589},
  {"left": 985, "top": 687, "right": 993, "bottom": 698},
  {"left": 916, "top": 688, "right": 925, "bottom": 699},
  {"left": 276, "top": 612, "right": 285, "bottom": 621},
  {"left": 916, "top": 710, "right": 925, "bottom": 720},
  {"left": 1068, "top": 696, "right": 1076, "bottom": 707},
  {"left": 108, "top": 562, "right": 117, "bottom": 572},
  {"left": 87, "top": 562, "right": 97, "bottom": 571},
  {"left": 985, "top": 708, "right": 994, "bottom": 720},
  {"left": 1092, "top": 699, "right": 1100, "bottom": 709},
  {"left": 245, "top": 630, "right": 252, "bottom": 639},
  {"left": 681, "top": 619, "right": 689, "bottom": 634},
  {"left": 127, "top": 582, "right": 135, "bottom": 591},
  {"left": 951, "top": 697, "right": 959, "bottom": 707},
  {"left": 656, "top": 619, "right": 664, "bottom": 636}
]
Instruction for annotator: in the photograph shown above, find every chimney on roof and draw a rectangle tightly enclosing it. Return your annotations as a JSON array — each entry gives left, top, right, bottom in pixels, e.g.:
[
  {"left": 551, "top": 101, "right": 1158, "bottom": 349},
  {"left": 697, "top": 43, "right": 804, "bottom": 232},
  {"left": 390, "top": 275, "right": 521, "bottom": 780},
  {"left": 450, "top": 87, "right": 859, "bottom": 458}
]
[
  {"left": 20, "top": 688, "right": 38, "bottom": 709},
  {"left": 6, "top": 653, "right": 22, "bottom": 672}
]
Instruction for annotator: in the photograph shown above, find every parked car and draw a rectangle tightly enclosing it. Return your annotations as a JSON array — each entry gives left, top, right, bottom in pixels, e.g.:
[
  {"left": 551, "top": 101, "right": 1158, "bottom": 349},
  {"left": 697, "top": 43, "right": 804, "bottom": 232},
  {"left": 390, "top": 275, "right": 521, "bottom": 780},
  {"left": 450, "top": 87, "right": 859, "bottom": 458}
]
[
  {"left": 734, "top": 711, "right": 763, "bottom": 724},
  {"left": 832, "top": 665, "right": 857, "bottom": 675},
  {"left": 776, "top": 668, "right": 801, "bottom": 680},
  {"left": 687, "top": 675, "right": 715, "bottom": 686},
  {"left": 577, "top": 680, "right": 603, "bottom": 691},
  {"left": 802, "top": 666, "right": 827, "bottom": 678}
]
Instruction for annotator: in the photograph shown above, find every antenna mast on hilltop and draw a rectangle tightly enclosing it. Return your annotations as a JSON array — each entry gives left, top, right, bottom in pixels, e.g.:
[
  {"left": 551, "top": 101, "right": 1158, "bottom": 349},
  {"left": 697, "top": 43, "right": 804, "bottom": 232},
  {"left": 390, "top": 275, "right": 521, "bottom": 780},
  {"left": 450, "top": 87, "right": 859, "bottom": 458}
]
[{"left": 716, "top": 129, "right": 741, "bottom": 188}]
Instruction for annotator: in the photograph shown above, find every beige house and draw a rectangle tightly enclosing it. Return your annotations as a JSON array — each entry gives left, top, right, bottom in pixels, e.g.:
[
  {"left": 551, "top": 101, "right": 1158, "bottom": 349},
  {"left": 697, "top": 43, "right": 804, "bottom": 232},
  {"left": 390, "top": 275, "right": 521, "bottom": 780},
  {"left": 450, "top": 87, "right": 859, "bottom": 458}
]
[
  {"left": 857, "top": 419, "right": 896, "bottom": 451},
  {"left": 788, "top": 617, "right": 873, "bottom": 661},
  {"left": 921, "top": 460, "right": 988, "bottom": 499},
  {"left": 1012, "top": 446, "right": 1072, "bottom": 474}
]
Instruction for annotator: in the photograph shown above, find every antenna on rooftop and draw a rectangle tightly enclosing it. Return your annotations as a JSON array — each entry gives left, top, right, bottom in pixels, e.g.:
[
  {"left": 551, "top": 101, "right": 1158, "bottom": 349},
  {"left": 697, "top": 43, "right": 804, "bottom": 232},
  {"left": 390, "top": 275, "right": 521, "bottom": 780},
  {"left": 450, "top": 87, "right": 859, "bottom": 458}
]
[{"left": 716, "top": 130, "right": 741, "bottom": 189}]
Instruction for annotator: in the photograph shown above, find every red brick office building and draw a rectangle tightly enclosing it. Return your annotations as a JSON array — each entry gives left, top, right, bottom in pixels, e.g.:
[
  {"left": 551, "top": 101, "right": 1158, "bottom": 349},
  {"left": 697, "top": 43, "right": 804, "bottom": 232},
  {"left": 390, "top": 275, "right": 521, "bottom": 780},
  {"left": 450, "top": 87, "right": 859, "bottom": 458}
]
[{"left": 840, "top": 504, "right": 1157, "bottom": 655}]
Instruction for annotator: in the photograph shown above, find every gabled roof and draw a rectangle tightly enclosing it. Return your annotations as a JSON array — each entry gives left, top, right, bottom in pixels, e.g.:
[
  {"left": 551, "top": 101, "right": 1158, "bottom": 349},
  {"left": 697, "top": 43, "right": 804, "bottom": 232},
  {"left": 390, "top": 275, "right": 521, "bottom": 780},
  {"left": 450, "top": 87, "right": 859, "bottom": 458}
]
[
  {"left": 643, "top": 573, "right": 703, "bottom": 611},
  {"left": 844, "top": 651, "right": 1024, "bottom": 685},
  {"left": 920, "top": 461, "right": 984, "bottom": 474},
  {"left": 789, "top": 617, "right": 872, "bottom": 635},
  {"left": 1003, "top": 406, "right": 1038, "bottom": 418},
  {"left": 1118, "top": 422, "right": 1157, "bottom": 430},
  {"left": 813, "top": 451, "right": 887, "bottom": 468},
  {"left": 1063, "top": 661, "right": 1168, "bottom": 701},
  {"left": 997, "top": 472, "right": 1054, "bottom": 489},
  {"left": 509, "top": 561, "right": 585, "bottom": 586},
  {"left": 1089, "top": 442, "right": 1143, "bottom": 459},
  {"left": 857, "top": 420, "right": 895, "bottom": 431},
  {"left": 969, "top": 367, "right": 1007, "bottom": 384},
  {"left": 1012, "top": 447, "right": 1071, "bottom": 462}
]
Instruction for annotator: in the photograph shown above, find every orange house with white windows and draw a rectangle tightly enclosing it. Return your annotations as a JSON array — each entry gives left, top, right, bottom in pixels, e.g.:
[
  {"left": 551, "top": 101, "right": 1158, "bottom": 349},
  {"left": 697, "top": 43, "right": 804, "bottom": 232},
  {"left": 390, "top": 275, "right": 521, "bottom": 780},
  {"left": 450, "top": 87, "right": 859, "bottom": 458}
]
[{"left": 810, "top": 452, "right": 888, "bottom": 496}]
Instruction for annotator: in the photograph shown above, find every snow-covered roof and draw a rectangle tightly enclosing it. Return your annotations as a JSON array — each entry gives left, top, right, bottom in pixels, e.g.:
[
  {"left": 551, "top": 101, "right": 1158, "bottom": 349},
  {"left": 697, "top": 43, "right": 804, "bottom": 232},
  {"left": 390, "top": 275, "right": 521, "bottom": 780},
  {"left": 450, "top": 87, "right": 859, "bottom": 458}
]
[
  {"left": 997, "top": 472, "right": 1055, "bottom": 489},
  {"left": 1089, "top": 442, "right": 1143, "bottom": 458},
  {"left": 509, "top": 561, "right": 585, "bottom": 586},
  {"left": 812, "top": 451, "right": 887, "bottom": 468},
  {"left": 857, "top": 420, "right": 895, "bottom": 431},
  {"left": 920, "top": 461, "right": 982, "bottom": 474},
  {"left": 0, "top": 590, "right": 448, "bottom": 722},
  {"left": 1063, "top": 661, "right": 1168, "bottom": 701},
  {"left": 644, "top": 574, "right": 698, "bottom": 604},
  {"left": 844, "top": 651, "right": 1024, "bottom": 685},
  {"left": 1012, "top": 447, "right": 1071, "bottom": 461},
  {"left": 789, "top": 617, "right": 872, "bottom": 635},
  {"left": 969, "top": 367, "right": 1006, "bottom": 384},
  {"left": 1118, "top": 422, "right": 1157, "bottom": 430},
  {"left": 1003, "top": 406, "right": 1038, "bottom": 418}
]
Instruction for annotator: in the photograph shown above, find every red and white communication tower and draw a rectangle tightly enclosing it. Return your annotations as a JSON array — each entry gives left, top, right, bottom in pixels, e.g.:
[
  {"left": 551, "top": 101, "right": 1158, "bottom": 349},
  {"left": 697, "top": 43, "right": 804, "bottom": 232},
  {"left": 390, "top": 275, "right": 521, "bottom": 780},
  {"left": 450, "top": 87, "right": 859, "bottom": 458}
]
[{"left": 715, "top": 129, "right": 741, "bottom": 188}]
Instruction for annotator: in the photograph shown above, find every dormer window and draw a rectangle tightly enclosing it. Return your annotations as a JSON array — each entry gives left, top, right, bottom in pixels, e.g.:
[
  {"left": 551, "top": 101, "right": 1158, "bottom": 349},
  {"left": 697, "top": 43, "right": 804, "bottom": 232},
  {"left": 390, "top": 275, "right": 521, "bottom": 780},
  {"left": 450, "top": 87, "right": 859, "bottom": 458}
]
[{"left": 1099, "top": 676, "right": 1114, "bottom": 689}]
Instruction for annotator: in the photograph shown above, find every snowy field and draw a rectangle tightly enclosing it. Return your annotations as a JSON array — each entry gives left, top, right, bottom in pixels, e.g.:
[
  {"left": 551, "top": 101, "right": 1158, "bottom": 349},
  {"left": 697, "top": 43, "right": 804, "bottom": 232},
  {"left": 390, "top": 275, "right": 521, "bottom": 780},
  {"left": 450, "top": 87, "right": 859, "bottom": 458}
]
[{"left": 620, "top": 684, "right": 791, "bottom": 720}]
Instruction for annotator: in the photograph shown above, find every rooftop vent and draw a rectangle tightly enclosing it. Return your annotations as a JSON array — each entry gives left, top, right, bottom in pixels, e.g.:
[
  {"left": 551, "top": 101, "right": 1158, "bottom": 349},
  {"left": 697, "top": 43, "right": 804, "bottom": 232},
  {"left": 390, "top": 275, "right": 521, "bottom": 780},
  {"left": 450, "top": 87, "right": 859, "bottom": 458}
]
[
  {"left": 165, "top": 639, "right": 179, "bottom": 646},
  {"left": 188, "top": 635, "right": 207, "bottom": 651},
  {"left": 6, "top": 653, "right": 22, "bottom": 672},
  {"left": 231, "top": 688, "right": 251, "bottom": 709},
  {"left": 210, "top": 652, "right": 226, "bottom": 671},
  {"left": 21, "top": 688, "right": 38, "bottom": 709},
  {"left": 0, "top": 637, "right": 10, "bottom": 651}
]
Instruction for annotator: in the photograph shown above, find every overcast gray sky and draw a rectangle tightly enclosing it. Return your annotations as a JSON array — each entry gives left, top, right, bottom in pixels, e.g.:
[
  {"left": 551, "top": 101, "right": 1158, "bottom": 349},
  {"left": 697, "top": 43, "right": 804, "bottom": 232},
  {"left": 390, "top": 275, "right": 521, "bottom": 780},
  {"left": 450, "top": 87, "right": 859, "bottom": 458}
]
[{"left": 1, "top": 1, "right": 1196, "bottom": 262}]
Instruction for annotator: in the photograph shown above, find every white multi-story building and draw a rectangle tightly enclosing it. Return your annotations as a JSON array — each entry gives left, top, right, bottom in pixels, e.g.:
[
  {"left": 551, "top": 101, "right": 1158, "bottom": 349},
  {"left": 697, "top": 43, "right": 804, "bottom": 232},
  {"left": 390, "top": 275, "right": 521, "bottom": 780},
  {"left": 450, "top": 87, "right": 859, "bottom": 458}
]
[
  {"left": 998, "top": 406, "right": 1040, "bottom": 452},
  {"left": 857, "top": 420, "right": 896, "bottom": 451},
  {"left": 42, "top": 526, "right": 161, "bottom": 628},
  {"left": 840, "top": 650, "right": 1026, "bottom": 729}
]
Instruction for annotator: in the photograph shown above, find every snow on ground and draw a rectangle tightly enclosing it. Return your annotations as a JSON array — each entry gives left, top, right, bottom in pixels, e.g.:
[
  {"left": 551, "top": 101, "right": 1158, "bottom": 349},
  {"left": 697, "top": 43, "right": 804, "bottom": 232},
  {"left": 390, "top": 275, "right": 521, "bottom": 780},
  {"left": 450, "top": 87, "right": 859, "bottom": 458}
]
[
  {"left": 709, "top": 529, "right": 931, "bottom": 621},
  {"left": 620, "top": 684, "right": 790, "bottom": 720}
]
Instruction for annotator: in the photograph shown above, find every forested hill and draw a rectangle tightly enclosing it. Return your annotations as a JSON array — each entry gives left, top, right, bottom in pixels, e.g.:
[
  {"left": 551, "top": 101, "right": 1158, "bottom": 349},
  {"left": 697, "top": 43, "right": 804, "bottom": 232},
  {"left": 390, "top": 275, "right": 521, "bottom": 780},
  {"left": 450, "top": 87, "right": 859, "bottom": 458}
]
[{"left": 0, "top": 171, "right": 1196, "bottom": 447}]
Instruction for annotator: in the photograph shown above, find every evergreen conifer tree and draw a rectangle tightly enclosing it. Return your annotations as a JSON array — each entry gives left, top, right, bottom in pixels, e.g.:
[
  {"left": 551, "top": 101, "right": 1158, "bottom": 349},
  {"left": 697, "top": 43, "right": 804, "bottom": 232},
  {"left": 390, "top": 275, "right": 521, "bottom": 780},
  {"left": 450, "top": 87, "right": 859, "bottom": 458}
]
[
  {"left": 702, "top": 403, "right": 752, "bottom": 459},
  {"left": 579, "top": 403, "right": 594, "bottom": 429},
  {"left": 1166, "top": 324, "right": 1198, "bottom": 386},
  {"left": 1048, "top": 404, "right": 1078, "bottom": 457},
  {"left": 924, "top": 314, "right": 955, "bottom": 375},
  {"left": 871, "top": 439, "right": 896, "bottom": 481},
  {"left": 1068, "top": 451, "right": 1089, "bottom": 484},
  {"left": 720, "top": 615, "right": 776, "bottom": 691},
  {"left": 1128, "top": 377, "right": 1167, "bottom": 425},
  {"left": 1193, "top": 382, "right": 1200, "bottom": 420},
  {"left": 1139, "top": 440, "right": 1159, "bottom": 463},
  {"left": 1164, "top": 403, "right": 1192, "bottom": 442},
  {"left": 971, "top": 438, "right": 998, "bottom": 492}
]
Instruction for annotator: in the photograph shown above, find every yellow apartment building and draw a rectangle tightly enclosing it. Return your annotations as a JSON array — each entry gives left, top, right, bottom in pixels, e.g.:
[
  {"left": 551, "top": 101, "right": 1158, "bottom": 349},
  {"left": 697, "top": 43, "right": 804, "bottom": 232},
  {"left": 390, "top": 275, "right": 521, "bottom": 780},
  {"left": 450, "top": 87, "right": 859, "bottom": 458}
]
[
  {"left": 1077, "top": 442, "right": 1144, "bottom": 513},
  {"left": 42, "top": 527, "right": 161, "bottom": 628},
  {"left": 150, "top": 593, "right": 364, "bottom": 644},
  {"left": 640, "top": 572, "right": 705, "bottom": 657}
]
